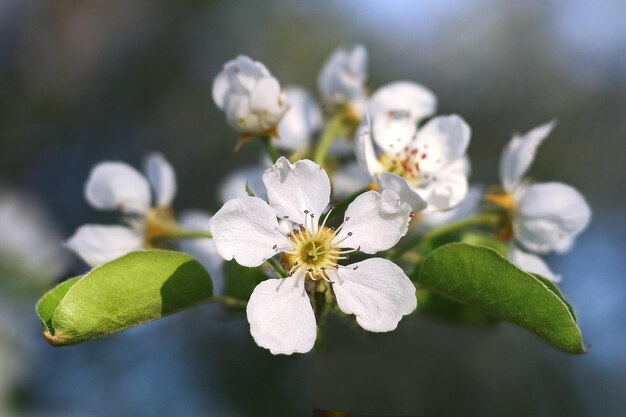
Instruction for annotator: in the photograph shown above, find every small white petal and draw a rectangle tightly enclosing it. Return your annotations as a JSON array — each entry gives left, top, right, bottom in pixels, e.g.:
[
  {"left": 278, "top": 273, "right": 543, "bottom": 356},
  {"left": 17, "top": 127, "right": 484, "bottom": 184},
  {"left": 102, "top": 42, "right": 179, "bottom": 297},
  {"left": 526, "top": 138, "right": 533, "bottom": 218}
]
[
  {"left": 247, "top": 272, "right": 317, "bottom": 355},
  {"left": 354, "top": 120, "right": 384, "bottom": 175},
  {"left": 263, "top": 157, "right": 330, "bottom": 225},
  {"left": 332, "top": 161, "right": 372, "bottom": 200},
  {"left": 210, "top": 197, "right": 290, "bottom": 267},
  {"left": 500, "top": 120, "right": 556, "bottom": 192},
  {"left": 418, "top": 185, "right": 483, "bottom": 231},
  {"left": 334, "top": 190, "right": 412, "bottom": 253},
  {"left": 418, "top": 167, "right": 469, "bottom": 212},
  {"left": 84, "top": 161, "right": 151, "bottom": 214},
  {"left": 178, "top": 210, "right": 224, "bottom": 294},
  {"left": 375, "top": 172, "right": 427, "bottom": 213},
  {"left": 332, "top": 258, "right": 416, "bottom": 332},
  {"left": 276, "top": 87, "right": 322, "bottom": 152},
  {"left": 368, "top": 80, "right": 437, "bottom": 123},
  {"left": 218, "top": 165, "right": 268, "bottom": 203},
  {"left": 410, "top": 115, "right": 471, "bottom": 173},
  {"left": 508, "top": 244, "right": 561, "bottom": 283},
  {"left": 144, "top": 152, "right": 177, "bottom": 207},
  {"left": 66, "top": 224, "right": 143, "bottom": 267},
  {"left": 514, "top": 182, "right": 591, "bottom": 254}
]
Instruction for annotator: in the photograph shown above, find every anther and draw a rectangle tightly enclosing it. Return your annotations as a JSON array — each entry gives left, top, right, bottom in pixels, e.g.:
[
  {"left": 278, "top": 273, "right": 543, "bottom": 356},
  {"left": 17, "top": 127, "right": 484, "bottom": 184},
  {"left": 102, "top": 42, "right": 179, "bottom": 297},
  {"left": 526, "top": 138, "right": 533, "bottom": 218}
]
[
  {"left": 347, "top": 232, "right": 353, "bottom": 236},
  {"left": 353, "top": 266, "right": 359, "bottom": 270},
  {"left": 272, "top": 244, "right": 278, "bottom": 249}
]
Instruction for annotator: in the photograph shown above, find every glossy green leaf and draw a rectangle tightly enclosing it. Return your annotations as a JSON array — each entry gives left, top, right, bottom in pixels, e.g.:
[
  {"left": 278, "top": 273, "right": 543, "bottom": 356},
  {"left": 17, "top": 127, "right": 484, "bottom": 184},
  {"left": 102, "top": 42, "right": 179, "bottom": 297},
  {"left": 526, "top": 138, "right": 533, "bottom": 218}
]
[
  {"left": 414, "top": 243, "right": 585, "bottom": 354},
  {"left": 36, "top": 250, "right": 212, "bottom": 346}
]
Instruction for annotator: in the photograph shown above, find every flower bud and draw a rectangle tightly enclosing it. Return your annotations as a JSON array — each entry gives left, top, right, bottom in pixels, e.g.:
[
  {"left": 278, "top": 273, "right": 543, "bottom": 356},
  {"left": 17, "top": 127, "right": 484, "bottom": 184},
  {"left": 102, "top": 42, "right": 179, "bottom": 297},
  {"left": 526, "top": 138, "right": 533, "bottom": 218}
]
[{"left": 213, "top": 55, "right": 286, "bottom": 135}]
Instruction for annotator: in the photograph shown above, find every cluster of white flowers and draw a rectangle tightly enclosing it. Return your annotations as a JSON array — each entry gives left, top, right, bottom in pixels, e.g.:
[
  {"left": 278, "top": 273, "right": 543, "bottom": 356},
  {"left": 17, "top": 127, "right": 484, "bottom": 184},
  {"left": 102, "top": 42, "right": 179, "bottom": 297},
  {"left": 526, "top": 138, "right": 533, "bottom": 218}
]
[{"left": 62, "top": 44, "right": 591, "bottom": 355}]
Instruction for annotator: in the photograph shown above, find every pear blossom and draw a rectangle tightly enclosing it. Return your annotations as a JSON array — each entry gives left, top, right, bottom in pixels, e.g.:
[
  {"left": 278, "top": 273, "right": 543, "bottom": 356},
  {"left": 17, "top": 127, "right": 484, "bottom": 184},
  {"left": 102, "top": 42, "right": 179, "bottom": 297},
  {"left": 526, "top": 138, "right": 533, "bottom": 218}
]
[
  {"left": 318, "top": 45, "right": 368, "bottom": 117},
  {"left": 489, "top": 121, "right": 591, "bottom": 281},
  {"left": 275, "top": 87, "right": 322, "bottom": 151},
  {"left": 213, "top": 55, "right": 286, "bottom": 136},
  {"left": 356, "top": 114, "right": 471, "bottom": 212},
  {"left": 210, "top": 157, "right": 419, "bottom": 354},
  {"left": 66, "top": 154, "right": 221, "bottom": 278}
]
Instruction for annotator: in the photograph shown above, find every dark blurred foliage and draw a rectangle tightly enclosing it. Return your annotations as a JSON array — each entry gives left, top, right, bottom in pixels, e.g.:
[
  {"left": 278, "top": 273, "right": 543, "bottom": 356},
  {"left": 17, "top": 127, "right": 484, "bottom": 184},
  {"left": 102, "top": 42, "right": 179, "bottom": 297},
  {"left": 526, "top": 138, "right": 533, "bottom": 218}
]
[{"left": 0, "top": 0, "right": 625, "bottom": 416}]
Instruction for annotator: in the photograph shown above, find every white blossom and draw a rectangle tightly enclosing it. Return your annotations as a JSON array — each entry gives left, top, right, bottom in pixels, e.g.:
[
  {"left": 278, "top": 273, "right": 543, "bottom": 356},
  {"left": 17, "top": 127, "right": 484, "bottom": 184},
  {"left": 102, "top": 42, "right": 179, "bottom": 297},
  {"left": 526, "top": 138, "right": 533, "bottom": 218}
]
[
  {"left": 210, "top": 157, "right": 417, "bottom": 354},
  {"left": 495, "top": 122, "right": 591, "bottom": 255},
  {"left": 318, "top": 45, "right": 368, "bottom": 116},
  {"left": 213, "top": 55, "right": 286, "bottom": 135},
  {"left": 66, "top": 154, "right": 221, "bottom": 279},
  {"left": 356, "top": 114, "right": 470, "bottom": 212}
]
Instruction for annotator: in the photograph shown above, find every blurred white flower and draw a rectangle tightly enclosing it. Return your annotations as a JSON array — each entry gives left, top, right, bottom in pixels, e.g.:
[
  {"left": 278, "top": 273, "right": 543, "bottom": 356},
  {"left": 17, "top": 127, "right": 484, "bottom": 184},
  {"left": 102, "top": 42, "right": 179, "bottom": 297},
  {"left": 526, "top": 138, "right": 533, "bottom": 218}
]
[
  {"left": 318, "top": 45, "right": 368, "bottom": 117},
  {"left": 356, "top": 114, "right": 470, "bottom": 213},
  {"left": 212, "top": 55, "right": 286, "bottom": 136},
  {"left": 490, "top": 121, "right": 592, "bottom": 255},
  {"left": 0, "top": 187, "right": 69, "bottom": 281},
  {"left": 275, "top": 87, "right": 322, "bottom": 152},
  {"left": 485, "top": 121, "right": 591, "bottom": 281},
  {"left": 66, "top": 154, "right": 220, "bottom": 277},
  {"left": 210, "top": 157, "right": 416, "bottom": 354}
]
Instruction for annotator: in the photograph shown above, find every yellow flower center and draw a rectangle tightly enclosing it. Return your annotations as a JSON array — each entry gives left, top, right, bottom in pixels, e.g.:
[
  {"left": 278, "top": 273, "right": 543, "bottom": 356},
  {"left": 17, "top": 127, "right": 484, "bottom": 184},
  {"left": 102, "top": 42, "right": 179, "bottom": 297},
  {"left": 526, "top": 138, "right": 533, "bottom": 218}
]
[
  {"left": 144, "top": 206, "right": 176, "bottom": 247},
  {"left": 281, "top": 223, "right": 355, "bottom": 282},
  {"left": 379, "top": 148, "right": 427, "bottom": 187}
]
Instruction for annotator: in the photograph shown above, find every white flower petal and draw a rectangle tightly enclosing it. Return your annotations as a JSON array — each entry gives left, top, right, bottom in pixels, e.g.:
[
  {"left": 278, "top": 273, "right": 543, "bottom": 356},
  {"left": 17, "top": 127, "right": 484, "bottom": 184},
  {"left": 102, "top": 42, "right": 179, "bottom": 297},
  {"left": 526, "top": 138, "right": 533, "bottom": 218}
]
[
  {"left": 218, "top": 165, "right": 267, "bottom": 203},
  {"left": 178, "top": 210, "right": 224, "bottom": 294},
  {"left": 144, "top": 152, "right": 177, "bottom": 207},
  {"left": 262, "top": 157, "right": 330, "bottom": 224},
  {"left": 410, "top": 115, "right": 471, "bottom": 173},
  {"left": 354, "top": 120, "right": 384, "bottom": 175},
  {"left": 66, "top": 224, "right": 143, "bottom": 267},
  {"left": 500, "top": 120, "right": 556, "bottom": 192},
  {"left": 332, "top": 258, "right": 416, "bottom": 332},
  {"left": 84, "top": 161, "right": 151, "bottom": 214},
  {"left": 514, "top": 182, "right": 591, "bottom": 254},
  {"left": 250, "top": 77, "right": 283, "bottom": 116},
  {"left": 334, "top": 190, "right": 412, "bottom": 253},
  {"left": 332, "top": 161, "right": 372, "bottom": 200},
  {"left": 418, "top": 167, "right": 469, "bottom": 212},
  {"left": 508, "top": 244, "right": 561, "bottom": 283},
  {"left": 375, "top": 172, "right": 427, "bottom": 213},
  {"left": 418, "top": 185, "right": 483, "bottom": 231},
  {"left": 368, "top": 81, "right": 437, "bottom": 123},
  {"left": 276, "top": 87, "right": 322, "bottom": 152},
  {"left": 246, "top": 272, "right": 317, "bottom": 355},
  {"left": 370, "top": 111, "right": 417, "bottom": 153},
  {"left": 210, "top": 197, "right": 290, "bottom": 267}
]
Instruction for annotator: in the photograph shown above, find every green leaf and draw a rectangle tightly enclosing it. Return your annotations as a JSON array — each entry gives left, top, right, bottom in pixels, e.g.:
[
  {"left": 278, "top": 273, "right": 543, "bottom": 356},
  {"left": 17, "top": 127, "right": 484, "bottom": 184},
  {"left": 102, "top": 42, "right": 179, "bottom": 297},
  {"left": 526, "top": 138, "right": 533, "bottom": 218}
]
[
  {"left": 222, "top": 260, "right": 267, "bottom": 301},
  {"left": 36, "top": 250, "right": 212, "bottom": 346},
  {"left": 414, "top": 243, "right": 586, "bottom": 354}
]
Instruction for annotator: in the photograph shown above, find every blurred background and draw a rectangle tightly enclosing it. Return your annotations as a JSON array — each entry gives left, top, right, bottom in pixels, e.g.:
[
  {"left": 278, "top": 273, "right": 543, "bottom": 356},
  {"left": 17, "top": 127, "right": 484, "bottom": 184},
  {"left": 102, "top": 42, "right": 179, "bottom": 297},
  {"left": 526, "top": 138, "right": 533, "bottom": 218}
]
[{"left": 1, "top": 0, "right": 625, "bottom": 415}]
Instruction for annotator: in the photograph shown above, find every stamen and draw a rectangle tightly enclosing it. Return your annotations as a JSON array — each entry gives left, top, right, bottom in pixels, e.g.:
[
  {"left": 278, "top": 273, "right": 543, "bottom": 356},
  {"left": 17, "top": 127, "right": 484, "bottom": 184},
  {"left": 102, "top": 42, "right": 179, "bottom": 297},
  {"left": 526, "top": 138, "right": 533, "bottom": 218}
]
[{"left": 320, "top": 207, "right": 335, "bottom": 230}]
